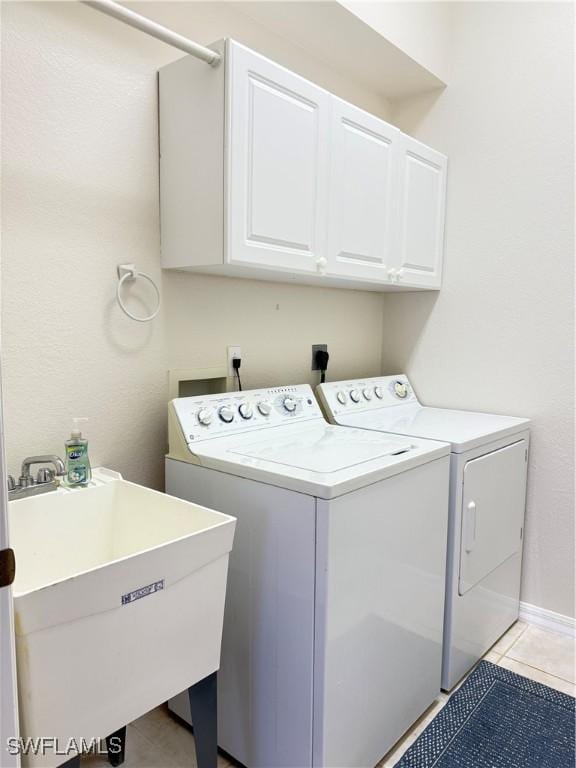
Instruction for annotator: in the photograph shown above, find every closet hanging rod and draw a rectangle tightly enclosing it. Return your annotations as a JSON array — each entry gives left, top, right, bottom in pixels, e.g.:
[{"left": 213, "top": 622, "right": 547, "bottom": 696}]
[{"left": 82, "top": 0, "right": 222, "bottom": 66}]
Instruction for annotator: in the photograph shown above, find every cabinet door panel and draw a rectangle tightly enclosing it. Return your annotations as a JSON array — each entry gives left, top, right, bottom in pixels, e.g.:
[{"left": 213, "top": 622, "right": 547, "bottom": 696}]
[
  {"left": 228, "top": 42, "right": 330, "bottom": 274},
  {"left": 394, "top": 136, "right": 447, "bottom": 288},
  {"left": 327, "top": 100, "right": 399, "bottom": 282}
]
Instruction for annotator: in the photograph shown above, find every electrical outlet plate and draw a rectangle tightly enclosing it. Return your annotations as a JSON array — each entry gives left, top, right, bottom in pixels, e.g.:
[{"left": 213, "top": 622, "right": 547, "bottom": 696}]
[
  {"left": 227, "top": 346, "right": 242, "bottom": 377},
  {"left": 311, "top": 344, "right": 328, "bottom": 371}
]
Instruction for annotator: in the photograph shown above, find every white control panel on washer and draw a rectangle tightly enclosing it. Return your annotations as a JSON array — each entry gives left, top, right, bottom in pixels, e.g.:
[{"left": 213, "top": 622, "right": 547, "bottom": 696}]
[
  {"left": 317, "top": 375, "right": 419, "bottom": 418},
  {"left": 171, "top": 384, "right": 323, "bottom": 445}
]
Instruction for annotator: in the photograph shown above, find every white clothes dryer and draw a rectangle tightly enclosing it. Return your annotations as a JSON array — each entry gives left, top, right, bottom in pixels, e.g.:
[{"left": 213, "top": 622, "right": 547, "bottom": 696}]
[
  {"left": 165, "top": 384, "right": 450, "bottom": 767},
  {"left": 317, "top": 375, "right": 530, "bottom": 691}
]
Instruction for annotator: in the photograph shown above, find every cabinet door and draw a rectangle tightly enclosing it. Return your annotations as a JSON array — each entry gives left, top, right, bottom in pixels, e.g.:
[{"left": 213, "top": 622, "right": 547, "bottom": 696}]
[
  {"left": 0, "top": 363, "right": 19, "bottom": 768},
  {"left": 227, "top": 42, "right": 330, "bottom": 275},
  {"left": 392, "top": 135, "right": 447, "bottom": 288},
  {"left": 326, "top": 100, "right": 399, "bottom": 283}
]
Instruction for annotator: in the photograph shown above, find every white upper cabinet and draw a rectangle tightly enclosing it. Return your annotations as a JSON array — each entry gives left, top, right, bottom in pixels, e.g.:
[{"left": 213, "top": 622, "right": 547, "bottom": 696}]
[
  {"left": 326, "top": 99, "right": 399, "bottom": 283},
  {"left": 228, "top": 43, "right": 330, "bottom": 275},
  {"left": 159, "top": 39, "right": 447, "bottom": 291},
  {"left": 391, "top": 135, "right": 447, "bottom": 288}
]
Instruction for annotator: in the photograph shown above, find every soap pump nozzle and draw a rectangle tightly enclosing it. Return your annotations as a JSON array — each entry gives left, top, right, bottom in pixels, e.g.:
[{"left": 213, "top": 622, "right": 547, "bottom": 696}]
[{"left": 71, "top": 417, "right": 89, "bottom": 440}]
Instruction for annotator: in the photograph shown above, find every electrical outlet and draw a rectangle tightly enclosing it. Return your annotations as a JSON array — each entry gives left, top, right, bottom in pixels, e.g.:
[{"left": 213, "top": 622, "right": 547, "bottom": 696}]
[
  {"left": 311, "top": 344, "right": 328, "bottom": 370},
  {"left": 227, "top": 346, "right": 242, "bottom": 377}
]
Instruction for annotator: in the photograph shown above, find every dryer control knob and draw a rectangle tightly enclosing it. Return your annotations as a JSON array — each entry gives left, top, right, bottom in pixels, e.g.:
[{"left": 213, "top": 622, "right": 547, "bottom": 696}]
[
  {"left": 363, "top": 388, "right": 373, "bottom": 400},
  {"left": 349, "top": 389, "right": 361, "bottom": 403},
  {"left": 283, "top": 396, "right": 297, "bottom": 412},
  {"left": 374, "top": 386, "right": 384, "bottom": 399},
  {"left": 239, "top": 403, "right": 253, "bottom": 420},
  {"left": 257, "top": 401, "right": 272, "bottom": 416},
  {"left": 336, "top": 391, "right": 347, "bottom": 405},
  {"left": 218, "top": 405, "right": 235, "bottom": 423},
  {"left": 197, "top": 408, "right": 213, "bottom": 426}
]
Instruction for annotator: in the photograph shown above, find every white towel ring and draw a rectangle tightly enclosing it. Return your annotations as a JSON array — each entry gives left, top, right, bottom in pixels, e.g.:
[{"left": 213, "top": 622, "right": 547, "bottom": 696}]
[{"left": 116, "top": 263, "right": 161, "bottom": 323}]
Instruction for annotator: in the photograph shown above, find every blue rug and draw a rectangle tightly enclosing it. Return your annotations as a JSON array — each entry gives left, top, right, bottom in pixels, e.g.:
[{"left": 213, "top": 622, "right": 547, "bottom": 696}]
[{"left": 395, "top": 661, "right": 575, "bottom": 768}]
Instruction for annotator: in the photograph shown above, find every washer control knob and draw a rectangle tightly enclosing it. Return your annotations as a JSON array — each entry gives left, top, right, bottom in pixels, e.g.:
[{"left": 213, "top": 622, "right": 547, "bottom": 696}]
[
  {"left": 257, "top": 401, "right": 271, "bottom": 416},
  {"left": 363, "top": 388, "right": 373, "bottom": 400},
  {"left": 218, "top": 405, "right": 235, "bottom": 423},
  {"left": 283, "top": 396, "right": 297, "bottom": 413},
  {"left": 394, "top": 381, "right": 409, "bottom": 399},
  {"left": 239, "top": 403, "right": 253, "bottom": 420},
  {"left": 336, "top": 391, "right": 347, "bottom": 405},
  {"left": 374, "top": 386, "right": 384, "bottom": 399},
  {"left": 349, "top": 389, "right": 361, "bottom": 403},
  {"left": 197, "top": 408, "right": 213, "bottom": 426}
]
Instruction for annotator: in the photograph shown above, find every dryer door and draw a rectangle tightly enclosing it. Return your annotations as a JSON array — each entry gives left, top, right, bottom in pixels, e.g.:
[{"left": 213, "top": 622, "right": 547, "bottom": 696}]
[{"left": 459, "top": 440, "right": 527, "bottom": 596}]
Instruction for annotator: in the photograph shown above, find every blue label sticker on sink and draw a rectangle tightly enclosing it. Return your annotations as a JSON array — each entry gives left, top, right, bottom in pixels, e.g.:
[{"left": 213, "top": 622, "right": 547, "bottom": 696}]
[{"left": 121, "top": 580, "right": 164, "bottom": 605}]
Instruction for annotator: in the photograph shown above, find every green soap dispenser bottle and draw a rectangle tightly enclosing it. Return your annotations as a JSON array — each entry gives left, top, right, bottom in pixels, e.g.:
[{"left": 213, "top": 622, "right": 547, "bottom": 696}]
[{"left": 65, "top": 417, "right": 92, "bottom": 487}]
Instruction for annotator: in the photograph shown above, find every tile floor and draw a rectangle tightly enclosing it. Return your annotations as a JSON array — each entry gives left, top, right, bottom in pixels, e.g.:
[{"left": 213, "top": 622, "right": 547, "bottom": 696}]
[
  {"left": 378, "top": 622, "right": 575, "bottom": 767},
  {"left": 82, "top": 622, "right": 574, "bottom": 768}
]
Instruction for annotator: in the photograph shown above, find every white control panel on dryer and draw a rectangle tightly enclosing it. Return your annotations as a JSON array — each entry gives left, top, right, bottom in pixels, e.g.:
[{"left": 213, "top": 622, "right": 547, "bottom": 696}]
[
  {"left": 316, "top": 375, "right": 419, "bottom": 419},
  {"left": 170, "top": 384, "right": 323, "bottom": 448}
]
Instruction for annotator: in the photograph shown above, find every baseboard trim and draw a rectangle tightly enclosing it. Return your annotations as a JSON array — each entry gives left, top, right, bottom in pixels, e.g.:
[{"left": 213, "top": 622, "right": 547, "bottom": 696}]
[{"left": 520, "top": 601, "right": 576, "bottom": 638}]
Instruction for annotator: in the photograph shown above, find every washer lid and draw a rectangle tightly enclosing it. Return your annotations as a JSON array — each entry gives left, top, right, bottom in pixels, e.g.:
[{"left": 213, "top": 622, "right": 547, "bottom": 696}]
[
  {"left": 337, "top": 403, "right": 530, "bottom": 453},
  {"left": 191, "top": 421, "right": 450, "bottom": 499},
  {"left": 229, "top": 427, "right": 413, "bottom": 472}
]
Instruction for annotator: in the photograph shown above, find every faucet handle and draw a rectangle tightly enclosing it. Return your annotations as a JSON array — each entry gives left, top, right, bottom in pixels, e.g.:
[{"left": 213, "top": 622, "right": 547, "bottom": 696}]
[
  {"left": 7, "top": 475, "right": 16, "bottom": 492},
  {"left": 19, "top": 474, "right": 34, "bottom": 488},
  {"left": 37, "top": 468, "right": 55, "bottom": 484}
]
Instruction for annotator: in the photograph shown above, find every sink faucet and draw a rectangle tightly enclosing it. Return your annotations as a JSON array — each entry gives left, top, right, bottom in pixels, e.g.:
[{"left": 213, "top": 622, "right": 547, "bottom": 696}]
[{"left": 8, "top": 455, "right": 66, "bottom": 500}]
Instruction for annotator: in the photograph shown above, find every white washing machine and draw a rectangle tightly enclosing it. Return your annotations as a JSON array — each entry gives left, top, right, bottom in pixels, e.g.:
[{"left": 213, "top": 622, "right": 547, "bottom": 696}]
[
  {"left": 165, "top": 384, "right": 450, "bottom": 768},
  {"left": 316, "top": 375, "right": 530, "bottom": 692}
]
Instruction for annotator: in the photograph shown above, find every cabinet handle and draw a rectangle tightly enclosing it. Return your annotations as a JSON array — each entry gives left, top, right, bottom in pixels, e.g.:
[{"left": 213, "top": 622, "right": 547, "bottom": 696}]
[
  {"left": 315, "top": 256, "right": 328, "bottom": 274},
  {"left": 0, "top": 548, "right": 16, "bottom": 588},
  {"left": 464, "top": 501, "right": 477, "bottom": 553}
]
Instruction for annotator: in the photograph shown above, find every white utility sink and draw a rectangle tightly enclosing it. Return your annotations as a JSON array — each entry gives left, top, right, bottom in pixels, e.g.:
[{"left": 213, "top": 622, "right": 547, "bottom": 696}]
[{"left": 9, "top": 470, "right": 236, "bottom": 767}]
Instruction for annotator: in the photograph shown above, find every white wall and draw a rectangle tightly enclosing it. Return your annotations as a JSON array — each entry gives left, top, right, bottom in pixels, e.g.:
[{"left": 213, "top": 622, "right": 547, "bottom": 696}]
[
  {"left": 342, "top": 1, "right": 453, "bottom": 84},
  {"left": 0, "top": 1, "right": 385, "bottom": 490},
  {"left": 384, "top": 2, "right": 575, "bottom": 618}
]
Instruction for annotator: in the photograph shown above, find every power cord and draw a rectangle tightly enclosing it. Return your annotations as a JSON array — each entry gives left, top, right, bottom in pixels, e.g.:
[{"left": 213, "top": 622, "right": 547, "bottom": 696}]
[
  {"left": 314, "top": 349, "right": 330, "bottom": 384},
  {"left": 232, "top": 357, "right": 242, "bottom": 391}
]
